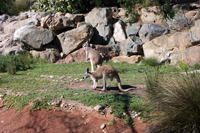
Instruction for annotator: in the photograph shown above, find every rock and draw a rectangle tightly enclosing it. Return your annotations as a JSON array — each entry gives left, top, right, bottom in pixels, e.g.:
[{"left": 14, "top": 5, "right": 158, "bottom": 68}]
[
  {"left": 46, "top": 15, "right": 75, "bottom": 35},
  {"left": 172, "top": 4, "right": 191, "bottom": 14},
  {"left": 85, "top": 7, "right": 113, "bottom": 44},
  {"left": 57, "top": 23, "right": 93, "bottom": 55},
  {"left": 185, "top": 10, "right": 199, "bottom": 20},
  {"left": 0, "top": 14, "right": 9, "bottom": 22},
  {"left": 100, "top": 124, "right": 106, "bottom": 129},
  {"left": 190, "top": 25, "right": 200, "bottom": 44},
  {"left": 94, "top": 45, "right": 120, "bottom": 61},
  {"left": 93, "top": 105, "right": 104, "bottom": 112},
  {"left": 139, "top": 23, "right": 170, "bottom": 43},
  {"left": 165, "top": 13, "right": 194, "bottom": 31},
  {"left": 126, "top": 23, "right": 141, "bottom": 37},
  {"left": 195, "top": 19, "right": 200, "bottom": 27},
  {"left": 143, "top": 31, "right": 193, "bottom": 65},
  {"left": 65, "top": 13, "right": 84, "bottom": 24},
  {"left": 64, "top": 47, "right": 86, "bottom": 63},
  {"left": 108, "top": 37, "right": 120, "bottom": 52},
  {"left": 138, "top": 6, "right": 163, "bottom": 24},
  {"left": 2, "top": 12, "right": 39, "bottom": 35},
  {"left": 113, "top": 20, "right": 127, "bottom": 43},
  {"left": 112, "top": 55, "right": 143, "bottom": 64},
  {"left": 30, "top": 48, "right": 60, "bottom": 63},
  {"left": 117, "top": 8, "right": 132, "bottom": 23},
  {"left": 120, "top": 37, "right": 143, "bottom": 56},
  {"left": 170, "top": 46, "right": 200, "bottom": 66},
  {"left": 13, "top": 25, "right": 55, "bottom": 50}
]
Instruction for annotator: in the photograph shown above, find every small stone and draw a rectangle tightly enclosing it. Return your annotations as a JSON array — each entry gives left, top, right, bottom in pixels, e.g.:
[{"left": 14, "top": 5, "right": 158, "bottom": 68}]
[
  {"left": 100, "top": 123, "right": 106, "bottom": 129},
  {"left": 84, "top": 122, "right": 87, "bottom": 124},
  {"left": 94, "top": 105, "right": 104, "bottom": 112}
]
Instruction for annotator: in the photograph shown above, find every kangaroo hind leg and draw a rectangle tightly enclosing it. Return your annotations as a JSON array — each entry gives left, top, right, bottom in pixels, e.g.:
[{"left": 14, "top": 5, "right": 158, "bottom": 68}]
[{"left": 102, "top": 75, "right": 108, "bottom": 91}]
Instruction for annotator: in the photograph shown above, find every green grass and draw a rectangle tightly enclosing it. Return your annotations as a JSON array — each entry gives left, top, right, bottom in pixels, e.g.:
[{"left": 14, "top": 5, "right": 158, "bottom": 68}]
[{"left": 1, "top": 58, "right": 196, "bottom": 126}]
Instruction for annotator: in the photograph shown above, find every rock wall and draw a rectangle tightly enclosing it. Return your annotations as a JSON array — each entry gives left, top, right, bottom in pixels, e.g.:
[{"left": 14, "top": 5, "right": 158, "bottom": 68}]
[{"left": 0, "top": 3, "right": 200, "bottom": 66}]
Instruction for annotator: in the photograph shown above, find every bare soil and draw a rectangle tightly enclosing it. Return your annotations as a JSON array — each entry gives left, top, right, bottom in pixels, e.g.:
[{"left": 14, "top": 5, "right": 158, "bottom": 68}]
[{"left": 0, "top": 81, "right": 150, "bottom": 133}]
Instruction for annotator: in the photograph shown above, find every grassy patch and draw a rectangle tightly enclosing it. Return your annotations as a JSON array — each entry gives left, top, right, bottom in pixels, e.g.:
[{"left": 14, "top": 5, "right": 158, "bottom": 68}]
[
  {"left": 144, "top": 71, "right": 200, "bottom": 132},
  {"left": 0, "top": 60, "right": 194, "bottom": 126},
  {"left": 107, "top": 119, "right": 116, "bottom": 126}
]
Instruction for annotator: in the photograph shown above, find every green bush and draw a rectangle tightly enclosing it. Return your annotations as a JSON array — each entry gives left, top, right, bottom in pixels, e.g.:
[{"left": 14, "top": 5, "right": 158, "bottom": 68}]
[
  {"left": 141, "top": 58, "right": 161, "bottom": 67},
  {"left": 178, "top": 62, "right": 189, "bottom": 72},
  {"left": 0, "top": 52, "right": 37, "bottom": 74},
  {"left": 31, "top": 0, "right": 103, "bottom": 13},
  {"left": 144, "top": 71, "right": 200, "bottom": 133},
  {"left": 0, "top": 0, "right": 30, "bottom": 16}
]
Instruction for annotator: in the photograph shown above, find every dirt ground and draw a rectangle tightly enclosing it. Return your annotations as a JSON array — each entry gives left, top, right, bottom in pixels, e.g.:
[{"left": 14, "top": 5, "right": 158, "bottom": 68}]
[{"left": 0, "top": 81, "right": 150, "bottom": 133}]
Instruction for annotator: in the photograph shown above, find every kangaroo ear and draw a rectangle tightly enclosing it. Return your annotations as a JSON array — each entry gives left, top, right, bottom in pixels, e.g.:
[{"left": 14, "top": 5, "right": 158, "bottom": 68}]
[{"left": 86, "top": 67, "right": 89, "bottom": 72}]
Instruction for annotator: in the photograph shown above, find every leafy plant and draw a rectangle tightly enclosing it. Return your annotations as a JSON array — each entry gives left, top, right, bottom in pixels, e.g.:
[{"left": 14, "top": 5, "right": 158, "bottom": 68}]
[
  {"left": 178, "top": 62, "right": 189, "bottom": 72},
  {"left": 144, "top": 71, "right": 200, "bottom": 132},
  {"left": 107, "top": 119, "right": 116, "bottom": 126},
  {"left": 141, "top": 58, "right": 161, "bottom": 67},
  {"left": 0, "top": 52, "right": 44, "bottom": 74}
]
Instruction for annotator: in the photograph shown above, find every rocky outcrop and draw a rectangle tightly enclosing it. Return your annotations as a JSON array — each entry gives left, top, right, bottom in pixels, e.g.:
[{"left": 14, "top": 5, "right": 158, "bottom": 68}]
[
  {"left": 165, "top": 13, "right": 194, "bottom": 31},
  {"left": 13, "top": 25, "right": 55, "bottom": 50},
  {"left": 30, "top": 48, "right": 60, "bottom": 63},
  {"left": 64, "top": 47, "right": 86, "bottom": 64},
  {"left": 126, "top": 23, "right": 141, "bottom": 37},
  {"left": 113, "top": 20, "right": 126, "bottom": 43},
  {"left": 112, "top": 55, "right": 143, "bottom": 64},
  {"left": 57, "top": 23, "right": 94, "bottom": 55},
  {"left": 143, "top": 31, "right": 196, "bottom": 65},
  {"left": 139, "top": 23, "right": 170, "bottom": 43},
  {"left": 170, "top": 46, "right": 200, "bottom": 66},
  {"left": 120, "top": 37, "right": 143, "bottom": 56},
  {"left": 85, "top": 8, "right": 113, "bottom": 44},
  {"left": 41, "top": 14, "right": 75, "bottom": 35},
  {"left": 94, "top": 45, "right": 119, "bottom": 61}
]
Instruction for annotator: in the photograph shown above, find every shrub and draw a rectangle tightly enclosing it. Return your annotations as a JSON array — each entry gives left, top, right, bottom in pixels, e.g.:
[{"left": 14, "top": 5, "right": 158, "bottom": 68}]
[
  {"left": 31, "top": 0, "right": 103, "bottom": 13},
  {"left": 144, "top": 71, "right": 200, "bottom": 133},
  {"left": 178, "top": 62, "right": 189, "bottom": 72},
  {"left": 141, "top": 58, "right": 161, "bottom": 67},
  {"left": 1, "top": 0, "right": 30, "bottom": 16},
  {"left": 0, "top": 52, "right": 37, "bottom": 74}
]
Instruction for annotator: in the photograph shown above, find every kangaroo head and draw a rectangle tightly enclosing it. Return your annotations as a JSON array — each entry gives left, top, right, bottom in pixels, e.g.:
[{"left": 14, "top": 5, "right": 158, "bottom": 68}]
[{"left": 83, "top": 67, "right": 91, "bottom": 79}]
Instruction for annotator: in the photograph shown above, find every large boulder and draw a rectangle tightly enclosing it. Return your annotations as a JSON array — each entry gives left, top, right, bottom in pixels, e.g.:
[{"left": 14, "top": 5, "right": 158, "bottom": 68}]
[
  {"left": 41, "top": 14, "right": 75, "bottom": 35},
  {"left": 94, "top": 45, "right": 120, "bottom": 61},
  {"left": 126, "top": 23, "right": 141, "bottom": 37},
  {"left": 2, "top": 12, "right": 39, "bottom": 35},
  {"left": 64, "top": 47, "right": 86, "bottom": 63},
  {"left": 143, "top": 31, "right": 196, "bottom": 65},
  {"left": 190, "top": 21, "right": 200, "bottom": 44},
  {"left": 139, "top": 23, "right": 170, "bottom": 43},
  {"left": 138, "top": 6, "right": 163, "bottom": 24},
  {"left": 13, "top": 25, "right": 55, "bottom": 50},
  {"left": 113, "top": 20, "right": 127, "bottom": 43},
  {"left": 170, "top": 46, "right": 200, "bottom": 66},
  {"left": 57, "top": 23, "right": 94, "bottom": 55},
  {"left": 112, "top": 55, "right": 143, "bottom": 64},
  {"left": 85, "top": 8, "right": 113, "bottom": 44},
  {"left": 30, "top": 48, "right": 60, "bottom": 63},
  {"left": 120, "top": 37, "right": 143, "bottom": 56},
  {"left": 165, "top": 13, "right": 194, "bottom": 31}
]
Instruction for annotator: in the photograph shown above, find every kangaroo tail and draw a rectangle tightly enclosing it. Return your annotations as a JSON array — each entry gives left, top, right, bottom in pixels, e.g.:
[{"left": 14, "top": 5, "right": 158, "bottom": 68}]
[{"left": 116, "top": 75, "right": 134, "bottom": 92}]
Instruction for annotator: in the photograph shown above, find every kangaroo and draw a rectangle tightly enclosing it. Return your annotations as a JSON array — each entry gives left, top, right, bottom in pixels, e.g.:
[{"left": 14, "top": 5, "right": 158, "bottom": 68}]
[
  {"left": 83, "top": 65, "right": 134, "bottom": 92},
  {"left": 85, "top": 47, "right": 103, "bottom": 72}
]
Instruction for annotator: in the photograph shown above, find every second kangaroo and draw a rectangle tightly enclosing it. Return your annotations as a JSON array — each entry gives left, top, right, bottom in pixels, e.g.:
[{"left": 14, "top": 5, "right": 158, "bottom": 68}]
[{"left": 85, "top": 47, "right": 103, "bottom": 72}]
